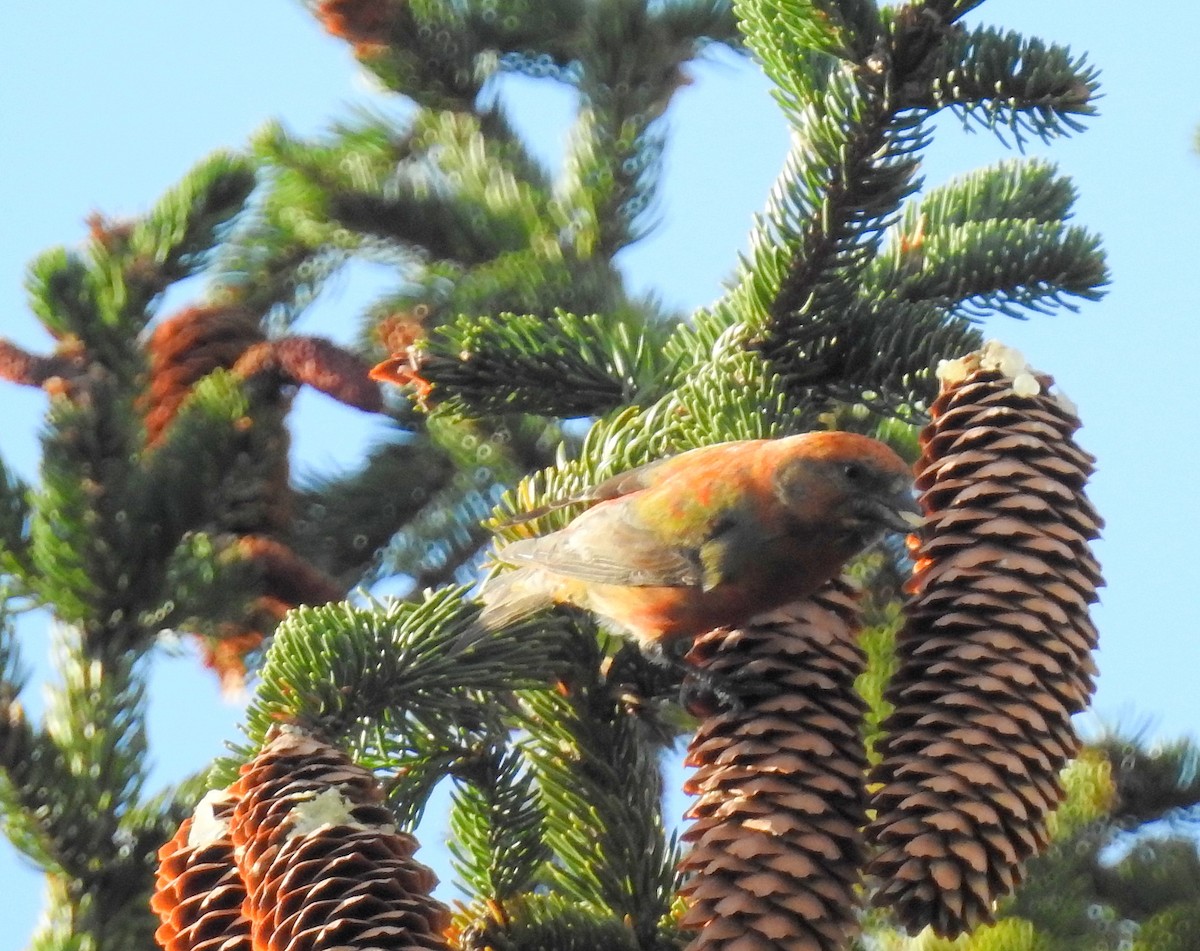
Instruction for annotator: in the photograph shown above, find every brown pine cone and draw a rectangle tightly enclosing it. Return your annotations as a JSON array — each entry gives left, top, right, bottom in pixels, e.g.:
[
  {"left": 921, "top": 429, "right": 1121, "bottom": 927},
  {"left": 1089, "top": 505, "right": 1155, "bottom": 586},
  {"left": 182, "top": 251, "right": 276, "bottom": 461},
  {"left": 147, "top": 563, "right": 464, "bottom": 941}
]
[
  {"left": 229, "top": 726, "right": 449, "bottom": 950},
  {"left": 143, "top": 305, "right": 264, "bottom": 445},
  {"left": 867, "top": 342, "right": 1103, "bottom": 937},
  {"left": 152, "top": 790, "right": 251, "bottom": 951},
  {"left": 678, "top": 581, "right": 867, "bottom": 951}
]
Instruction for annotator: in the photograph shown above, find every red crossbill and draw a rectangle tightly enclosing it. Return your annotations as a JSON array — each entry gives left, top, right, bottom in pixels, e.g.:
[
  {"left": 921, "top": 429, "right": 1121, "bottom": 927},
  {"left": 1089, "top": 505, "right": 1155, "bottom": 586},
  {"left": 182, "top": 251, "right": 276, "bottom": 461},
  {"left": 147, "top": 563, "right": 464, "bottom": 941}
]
[{"left": 456, "top": 432, "right": 920, "bottom": 653}]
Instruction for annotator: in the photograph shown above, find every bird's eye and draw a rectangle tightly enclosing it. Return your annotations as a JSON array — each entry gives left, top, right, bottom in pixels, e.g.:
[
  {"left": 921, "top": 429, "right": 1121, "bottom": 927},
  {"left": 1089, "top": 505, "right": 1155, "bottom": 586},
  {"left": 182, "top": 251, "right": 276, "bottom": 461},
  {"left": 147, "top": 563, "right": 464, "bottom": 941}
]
[{"left": 843, "top": 462, "right": 864, "bottom": 482}]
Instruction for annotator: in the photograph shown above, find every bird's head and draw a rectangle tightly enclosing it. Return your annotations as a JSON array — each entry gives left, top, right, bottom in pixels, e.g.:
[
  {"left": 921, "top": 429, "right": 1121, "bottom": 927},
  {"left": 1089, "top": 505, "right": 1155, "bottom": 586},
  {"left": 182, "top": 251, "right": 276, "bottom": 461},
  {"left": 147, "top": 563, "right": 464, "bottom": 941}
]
[{"left": 773, "top": 432, "right": 922, "bottom": 547}]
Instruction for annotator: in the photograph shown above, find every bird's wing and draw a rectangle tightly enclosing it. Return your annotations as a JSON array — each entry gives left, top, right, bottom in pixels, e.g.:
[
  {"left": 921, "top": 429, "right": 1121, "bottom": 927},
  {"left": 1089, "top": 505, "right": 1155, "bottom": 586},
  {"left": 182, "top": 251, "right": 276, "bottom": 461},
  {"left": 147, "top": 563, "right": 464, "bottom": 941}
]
[
  {"left": 500, "top": 456, "right": 677, "bottom": 526},
  {"left": 502, "top": 443, "right": 759, "bottom": 525},
  {"left": 498, "top": 501, "right": 704, "bottom": 587}
]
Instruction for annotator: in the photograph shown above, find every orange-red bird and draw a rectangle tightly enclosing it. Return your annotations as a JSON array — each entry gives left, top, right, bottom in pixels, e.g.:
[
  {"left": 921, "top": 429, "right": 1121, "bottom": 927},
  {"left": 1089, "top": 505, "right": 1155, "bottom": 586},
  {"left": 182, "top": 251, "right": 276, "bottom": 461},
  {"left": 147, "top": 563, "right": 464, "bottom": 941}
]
[{"left": 457, "top": 432, "right": 920, "bottom": 652}]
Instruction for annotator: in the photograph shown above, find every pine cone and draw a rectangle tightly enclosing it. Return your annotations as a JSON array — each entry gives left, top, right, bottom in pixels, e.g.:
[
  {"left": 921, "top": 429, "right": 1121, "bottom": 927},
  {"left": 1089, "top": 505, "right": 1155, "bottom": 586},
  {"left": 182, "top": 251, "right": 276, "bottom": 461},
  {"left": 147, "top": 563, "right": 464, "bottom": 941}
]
[
  {"left": 233, "top": 336, "right": 383, "bottom": 413},
  {"left": 867, "top": 342, "right": 1103, "bottom": 936},
  {"left": 315, "top": 0, "right": 395, "bottom": 50},
  {"left": 230, "top": 726, "right": 450, "bottom": 950},
  {"left": 678, "top": 581, "right": 867, "bottom": 951},
  {"left": 152, "top": 790, "right": 251, "bottom": 951},
  {"left": 143, "top": 305, "right": 264, "bottom": 445},
  {"left": 0, "top": 338, "right": 80, "bottom": 390}
]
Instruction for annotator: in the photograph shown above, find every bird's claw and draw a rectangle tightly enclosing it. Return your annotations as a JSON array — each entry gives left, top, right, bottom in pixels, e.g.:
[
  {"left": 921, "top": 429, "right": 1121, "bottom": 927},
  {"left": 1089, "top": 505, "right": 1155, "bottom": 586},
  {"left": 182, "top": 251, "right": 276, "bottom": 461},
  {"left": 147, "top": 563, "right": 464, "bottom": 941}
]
[{"left": 680, "top": 666, "right": 745, "bottom": 716}]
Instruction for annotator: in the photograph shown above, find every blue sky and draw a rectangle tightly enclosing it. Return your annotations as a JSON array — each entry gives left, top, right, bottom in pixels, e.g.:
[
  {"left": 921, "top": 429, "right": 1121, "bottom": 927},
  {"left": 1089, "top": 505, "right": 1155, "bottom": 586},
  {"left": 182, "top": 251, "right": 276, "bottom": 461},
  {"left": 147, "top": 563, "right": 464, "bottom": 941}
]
[{"left": 2, "top": 0, "right": 1199, "bottom": 943}]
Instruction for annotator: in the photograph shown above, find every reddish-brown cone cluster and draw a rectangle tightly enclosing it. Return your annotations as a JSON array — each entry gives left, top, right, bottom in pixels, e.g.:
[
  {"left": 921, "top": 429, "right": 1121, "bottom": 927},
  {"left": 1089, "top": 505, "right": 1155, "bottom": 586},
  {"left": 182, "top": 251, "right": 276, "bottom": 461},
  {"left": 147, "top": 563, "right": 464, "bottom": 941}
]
[
  {"left": 867, "top": 342, "right": 1103, "bottom": 936},
  {"left": 370, "top": 350, "right": 434, "bottom": 409},
  {"left": 236, "top": 336, "right": 383, "bottom": 414},
  {"left": 0, "top": 338, "right": 81, "bottom": 392},
  {"left": 152, "top": 791, "right": 251, "bottom": 951},
  {"left": 153, "top": 727, "right": 450, "bottom": 951},
  {"left": 143, "top": 305, "right": 266, "bottom": 445},
  {"left": 205, "top": 538, "right": 346, "bottom": 694},
  {"left": 144, "top": 305, "right": 382, "bottom": 444},
  {"left": 678, "top": 581, "right": 868, "bottom": 951},
  {"left": 315, "top": 0, "right": 395, "bottom": 53},
  {"left": 142, "top": 305, "right": 383, "bottom": 688}
]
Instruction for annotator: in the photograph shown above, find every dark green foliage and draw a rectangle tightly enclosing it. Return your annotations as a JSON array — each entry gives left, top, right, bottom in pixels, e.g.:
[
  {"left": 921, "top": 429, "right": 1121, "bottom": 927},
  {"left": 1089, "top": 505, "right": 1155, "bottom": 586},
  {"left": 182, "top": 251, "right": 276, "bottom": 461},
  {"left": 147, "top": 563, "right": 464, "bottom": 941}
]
[
  {"left": 1132, "top": 902, "right": 1200, "bottom": 951},
  {"left": 455, "top": 893, "right": 645, "bottom": 951},
  {"left": 912, "top": 25, "right": 1100, "bottom": 145},
  {"left": 413, "top": 309, "right": 678, "bottom": 416},
  {"left": 1099, "top": 731, "right": 1200, "bottom": 823},
  {"left": 138, "top": 371, "right": 254, "bottom": 550},
  {"left": 1100, "top": 838, "right": 1200, "bottom": 922},
  {"left": 238, "top": 591, "right": 551, "bottom": 741},
  {"left": 290, "top": 435, "right": 460, "bottom": 586},
  {"left": 0, "top": 148, "right": 299, "bottom": 949}
]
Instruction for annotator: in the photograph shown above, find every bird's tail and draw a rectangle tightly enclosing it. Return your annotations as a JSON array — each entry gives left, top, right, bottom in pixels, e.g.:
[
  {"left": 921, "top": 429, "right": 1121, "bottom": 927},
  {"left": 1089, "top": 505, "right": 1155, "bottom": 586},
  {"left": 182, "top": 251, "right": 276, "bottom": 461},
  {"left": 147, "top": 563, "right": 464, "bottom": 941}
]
[{"left": 450, "top": 566, "right": 555, "bottom": 654}]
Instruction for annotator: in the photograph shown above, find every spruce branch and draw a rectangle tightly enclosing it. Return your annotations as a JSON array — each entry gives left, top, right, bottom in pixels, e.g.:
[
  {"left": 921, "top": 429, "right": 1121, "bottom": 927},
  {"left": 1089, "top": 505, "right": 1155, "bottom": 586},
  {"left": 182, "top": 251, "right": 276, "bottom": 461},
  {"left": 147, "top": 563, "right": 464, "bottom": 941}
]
[
  {"left": 291, "top": 436, "right": 460, "bottom": 586},
  {"left": 140, "top": 532, "right": 256, "bottom": 641},
  {"left": 863, "top": 217, "right": 1108, "bottom": 319},
  {"left": 237, "top": 588, "right": 565, "bottom": 755},
  {"left": 654, "top": 0, "right": 741, "bottom": 49},
  {"left": 41, "top": 632, "right": 149, "bottom": 866},
  {"left": 558, "top": 1, "right": 741, "bottom": 255},
  {"left": 522, "top": 641, "right": 681, "bottom": 947},
  {"left": 448, "top": 742, "right": 551, "bottom": 903},
  {"left": 403, "top": 309, "right": 676, "bottom": 417},
  {"left": 769, "top": 297, "right": 983, "bottom": 408},
  {"left": 25, "top": 247, "right": 98, "bottom": 343},
  {"left": 26, "top": 393, "right": 121, "bottom": 628},
  {"left": 1098, "top": 838, "right": 1200, "bottom": 923},
  {"left": 902, "top": 158, "right": 1080, "bottom": 229},
  {"left": 662, "top": 348, "right": 814, "bottom": 447},
  {"left": 370, "top": 467, "right": 501, "bottom": 589},
  {"left": 0, "top": 455, "right": 32, "bottom": 580},
  {"left": 312, "top": 108, "right": 555, "bottom": 264},
  {"left": 316, "top": 106, "right": 552, "bottom": 264},
  {"left": 905, "top": 24, "right": 1100, "bottom": 146},
  {"left": 126, "top": 151, "right": 257, "bottom": 294},
  {"left": 1098, "top": 732, "right": 1200, "bottom": 825},
  {"left": 452, "top": 892, "right": 642, "bottom": 951},
  {"left": 367, "top": 410, "right": 565, "bottom": 585},
  {"left": 238, "top": 119, "right": 406, "bottom": 266},
  {"left": 341, "top": 1, "right": 487, "bottom": 107},
  {"left": 370, "top": 414, "right": 512, "bottom": 584},
  {"left": 411, "top": 250, "right": 624, "bottom": 331},
  {"left": 735, "top": 0, "right": 881, "bottom": 67},
  {"left": 139, "top": 370, "right": 253, "bottom": 557},
  {"left": 921, "top": 0, "right": 988, "bottom": 22},
  {"left": 216, "top": 221, "right": 348, "bottom": 328},
  {"left": 0, "top": 617, "right": 71, "bottom": 873},
  {"left": 8, "top": 628, "right": 161, "bottom": 950},
  {"left": 0, "top": 714, "right": 66, "bottom": 873},
  {"left": 80, "top": 153, "right": 256, "bottom": 336},
  {"left": 745, "top": 81, "right": 928, "bottom": 345}
]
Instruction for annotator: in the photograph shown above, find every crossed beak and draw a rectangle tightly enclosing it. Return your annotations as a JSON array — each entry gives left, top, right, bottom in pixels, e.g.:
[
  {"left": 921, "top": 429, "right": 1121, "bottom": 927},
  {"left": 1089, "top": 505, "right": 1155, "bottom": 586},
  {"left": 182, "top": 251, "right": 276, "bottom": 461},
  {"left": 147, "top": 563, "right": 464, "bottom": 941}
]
[{"left": 878, "top": 490, "right": 924, "bottom": 534}]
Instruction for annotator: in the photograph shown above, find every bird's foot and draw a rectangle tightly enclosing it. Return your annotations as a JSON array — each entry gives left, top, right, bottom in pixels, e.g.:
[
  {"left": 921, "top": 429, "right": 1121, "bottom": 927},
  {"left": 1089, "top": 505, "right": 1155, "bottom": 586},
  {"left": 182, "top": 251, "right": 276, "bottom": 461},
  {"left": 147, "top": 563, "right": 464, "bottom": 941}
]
[
  {"left": 679, "top": 667, "right": 745, "bottom": 716},
  {"left": 637, "top": 641, "right": 746, "bottom": 715}
]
